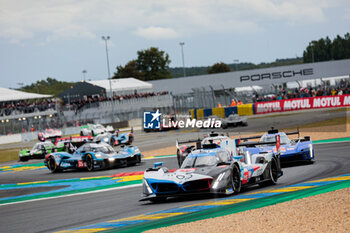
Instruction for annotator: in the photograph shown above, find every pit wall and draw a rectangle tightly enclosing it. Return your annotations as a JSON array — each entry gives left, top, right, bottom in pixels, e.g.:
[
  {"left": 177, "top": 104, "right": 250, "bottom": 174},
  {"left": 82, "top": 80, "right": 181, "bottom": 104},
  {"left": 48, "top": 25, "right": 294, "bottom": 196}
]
[{"left": 190, "top": 94, "right": 350, "bottom": 119}]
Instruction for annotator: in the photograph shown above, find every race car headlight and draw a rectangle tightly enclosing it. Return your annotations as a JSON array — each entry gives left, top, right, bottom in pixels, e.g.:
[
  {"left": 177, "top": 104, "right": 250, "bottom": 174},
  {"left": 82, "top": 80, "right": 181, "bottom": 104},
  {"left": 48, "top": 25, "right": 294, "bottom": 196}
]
[
  {"left": 309, "top": 144, "right": 313, "bottom": 158},
  {"left": 95, "top": 153, "right": 102, "bottom": 158},
  {"left": 212, "top": 172, "right": 226, "bottom": 189},
  {"left": 108, "top": 158, "right": 115, "bottom": 162},
  {"left": 103, "top": 138, "right": 109, "bottom": 143},
  {"left": 143, "top": 179, "right": 153, "bottom": 195}
]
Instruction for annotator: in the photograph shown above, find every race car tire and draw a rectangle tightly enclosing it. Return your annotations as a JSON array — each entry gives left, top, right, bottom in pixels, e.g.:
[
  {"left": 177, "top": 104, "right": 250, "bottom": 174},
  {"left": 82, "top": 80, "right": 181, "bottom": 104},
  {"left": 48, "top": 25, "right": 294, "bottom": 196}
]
[
  {"left": 177, "top": 149, "right": 183, "bottom": 167},
  {"left": 86, "top": 154, "right": 94, "bottom": 171},
  {"left": 231, "top": 164, "right": 241, "bottom": 194},
  {"left": 150, "top": 197, "right": 167, "bottom": 203},
  {"left": 48, "top": 156, "right": 59, "bottom": 173},
  {"left": 19, "top": 156, "right": 29, "bottom": 162},
  {"left": 80, "top": 131, "right": 84, "bottom": 136},
  {"left": 129, "top": 154, "right": 141, "bottom": 166},
  {"left": 127, "top": 136, "right": 134, "bottom": 145},
  {"left": 307, "top": 159, "right": 315, "bottom": 164},
  {"left": 110, "top": 138, "right": 115, "bottom": 146},
  {"left": 91, "top": 131, "right": 95, "bottom": 136},
  {"left": 259, "top": 158, "right": 278, "bottom": 187}
]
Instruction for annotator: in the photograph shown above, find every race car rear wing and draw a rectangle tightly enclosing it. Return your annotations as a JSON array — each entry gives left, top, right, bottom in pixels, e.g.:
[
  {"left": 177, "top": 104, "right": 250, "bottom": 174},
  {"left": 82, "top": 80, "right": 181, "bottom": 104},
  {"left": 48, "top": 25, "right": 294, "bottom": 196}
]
[
  {"left": 236, "top": 135, "right": 281, "bottom": 152},
  {"left": 176, "top": 138, "right": 202, "bottom": 149},
  {"left": 115, "top": 127, "right": 133, "bottom": 136},
  {"left": 239, "top": 128, "right": 300, "bottom": 141}
]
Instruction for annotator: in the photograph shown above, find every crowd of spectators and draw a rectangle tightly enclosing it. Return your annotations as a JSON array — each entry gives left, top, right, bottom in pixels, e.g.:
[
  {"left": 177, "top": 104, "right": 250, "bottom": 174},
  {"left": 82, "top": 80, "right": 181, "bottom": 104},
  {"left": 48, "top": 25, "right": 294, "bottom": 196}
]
[
  {"left": 66, "top": 91, "right": 170, "bottom": 113},
  {"left": 0, "top": 99, "right": 56, "bottom": 117},
  {"left": 253, "top": 79, "right": 350, "bottom": 103}
]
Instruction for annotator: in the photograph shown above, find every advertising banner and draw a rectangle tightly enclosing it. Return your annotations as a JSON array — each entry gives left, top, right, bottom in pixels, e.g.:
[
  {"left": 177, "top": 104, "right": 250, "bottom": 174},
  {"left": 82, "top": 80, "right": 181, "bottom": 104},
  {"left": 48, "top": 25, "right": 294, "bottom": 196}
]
[{"left": 255, "top": 94, "right": 350, "bottom": 114}]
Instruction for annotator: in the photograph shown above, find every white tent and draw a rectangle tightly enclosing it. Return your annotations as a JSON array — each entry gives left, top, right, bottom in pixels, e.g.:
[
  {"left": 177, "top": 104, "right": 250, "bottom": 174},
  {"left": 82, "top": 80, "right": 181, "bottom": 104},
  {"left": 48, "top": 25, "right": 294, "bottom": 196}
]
[
  {"left": 0, "top": 87, "right": 52, "bottom": 102},
  {"left": 87, "top": 78, "right": 153, "bottom": 96}
]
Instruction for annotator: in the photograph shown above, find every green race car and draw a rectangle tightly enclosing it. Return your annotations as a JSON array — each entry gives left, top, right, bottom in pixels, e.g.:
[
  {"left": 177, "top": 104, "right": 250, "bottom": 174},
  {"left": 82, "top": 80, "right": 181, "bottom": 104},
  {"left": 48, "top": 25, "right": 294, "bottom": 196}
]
[{"left": 19, "top": 142, "right": 63, "bottom": 162}]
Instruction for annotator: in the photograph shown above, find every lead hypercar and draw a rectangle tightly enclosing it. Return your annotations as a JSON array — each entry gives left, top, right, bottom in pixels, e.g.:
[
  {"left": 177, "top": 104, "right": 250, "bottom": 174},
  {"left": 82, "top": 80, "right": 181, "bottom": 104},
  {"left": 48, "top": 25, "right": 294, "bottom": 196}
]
[
  {"left": 141, "top": 137, "right": 283, "bottom": 202},
  {"left": 241, "top": 128, "right": 314, "bottom": 163},
  {"left": 45, "top": 142, "right": 142, "bottom": 172}
]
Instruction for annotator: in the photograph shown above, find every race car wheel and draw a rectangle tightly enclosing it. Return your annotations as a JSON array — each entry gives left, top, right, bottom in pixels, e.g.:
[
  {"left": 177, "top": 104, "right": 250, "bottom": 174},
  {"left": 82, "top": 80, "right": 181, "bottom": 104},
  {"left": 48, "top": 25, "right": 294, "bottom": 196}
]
[
  {"left": 177, "top": 149, "right": 182, "bottom": 167},
  {"left": 110, "top": 138, "right": 115, "bottom": 146},
  {"left": 19, "top": 156, "right": 29, "bottom": 162},
  {"left": 127, "top": 136, "right": 134, "bottom": 145},
  {"left": 260, "top": 158, "right": 278, "bottom": 187},
  {"left": 86, "top": 154, "right": 94, "bottom": 171},
  {"left": 91, "top": 131, "right": 95, "bottom": 136},
  {"left": 48, "top": 156, "right": 59, "bottom": 173},
  {"left": 231, "top": 164, "right": 241, "bottom": 194},
  {"left": 80, "top": 131, "right": 84, "bottom": 136},
  {"left": 150, "top": 197, "right": 167, "bottom": 203}
]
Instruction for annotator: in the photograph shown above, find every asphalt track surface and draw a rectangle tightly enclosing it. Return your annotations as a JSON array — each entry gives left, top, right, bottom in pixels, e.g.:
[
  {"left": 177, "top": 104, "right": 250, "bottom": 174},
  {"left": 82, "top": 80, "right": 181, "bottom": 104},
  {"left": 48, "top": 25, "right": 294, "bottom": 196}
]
[
  {"left": 0, "top": 108, "right": 349, "bottom": 232},
  {"left": 0, "top": 141, "right": 350, "bottom": 233}
]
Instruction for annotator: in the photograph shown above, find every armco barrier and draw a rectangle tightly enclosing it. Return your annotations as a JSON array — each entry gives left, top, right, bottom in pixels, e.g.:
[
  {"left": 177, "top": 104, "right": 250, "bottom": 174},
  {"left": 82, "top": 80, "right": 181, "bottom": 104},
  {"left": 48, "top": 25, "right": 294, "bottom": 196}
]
[
  {"left": 0, "top": 134, "right": 22, "bottom": 145},
  {"left": 255, "top": 94, "right": 350, "bottom": 114}
]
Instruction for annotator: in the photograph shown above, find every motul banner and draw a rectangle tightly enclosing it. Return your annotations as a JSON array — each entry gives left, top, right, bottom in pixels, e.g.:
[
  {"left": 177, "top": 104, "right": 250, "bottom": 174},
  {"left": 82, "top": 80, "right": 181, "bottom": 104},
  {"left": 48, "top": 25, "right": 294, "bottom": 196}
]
[{"left": 255, "top": 94, "right": 350, "bottom": 114}]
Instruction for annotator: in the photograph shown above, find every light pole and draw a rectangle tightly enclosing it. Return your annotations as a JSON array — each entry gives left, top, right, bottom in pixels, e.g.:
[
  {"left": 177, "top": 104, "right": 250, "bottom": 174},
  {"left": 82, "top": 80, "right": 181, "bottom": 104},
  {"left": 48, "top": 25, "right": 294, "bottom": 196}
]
[
  {"left": 179, "top": 42, "right": 186, "bottom": 77},
  {"left": 233, "top": 59, "right": 239, "bottom": 71},
  {"left": 82, "top": 70, "right": 87, "bottom": 81},
  {"left": 310, "top": 42, "right": 315, "bottom": 63},
  {"left": 102, "top": 35, "right": 115, "bottom": 121}
]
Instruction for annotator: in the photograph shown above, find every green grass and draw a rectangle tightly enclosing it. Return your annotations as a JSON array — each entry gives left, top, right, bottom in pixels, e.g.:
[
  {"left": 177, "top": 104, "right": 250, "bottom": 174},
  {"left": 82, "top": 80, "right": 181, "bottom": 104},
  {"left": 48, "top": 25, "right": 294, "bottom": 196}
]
[
  {"left": 0, "top": 149, "right": 19, "bottom": 163},
  {"left": 283, "top": 116, "right": 349, "bottom": 130}
]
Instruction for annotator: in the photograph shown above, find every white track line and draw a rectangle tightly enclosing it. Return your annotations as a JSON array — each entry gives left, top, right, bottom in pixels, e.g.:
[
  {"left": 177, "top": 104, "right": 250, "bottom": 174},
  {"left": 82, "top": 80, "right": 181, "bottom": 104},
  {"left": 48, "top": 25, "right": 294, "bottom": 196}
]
[{"left": 0, "top": 183, "right": 142, "bottom": 207}]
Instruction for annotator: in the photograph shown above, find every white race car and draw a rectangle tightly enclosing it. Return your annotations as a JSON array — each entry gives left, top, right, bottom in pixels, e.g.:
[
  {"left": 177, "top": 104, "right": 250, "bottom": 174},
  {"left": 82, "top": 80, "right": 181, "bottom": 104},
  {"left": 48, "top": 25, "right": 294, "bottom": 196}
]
[
  {"left": 38, "top": 128, "right": 62, "bottom": 141},
  {"left": 80, "top": 124, "right": 114, "bottom": 136},
  {"left": 141, "top": 136, "right": 283, "bottom": 202},
  {"left": 221, "top": 114, "right": 248, "bottom": 129}
]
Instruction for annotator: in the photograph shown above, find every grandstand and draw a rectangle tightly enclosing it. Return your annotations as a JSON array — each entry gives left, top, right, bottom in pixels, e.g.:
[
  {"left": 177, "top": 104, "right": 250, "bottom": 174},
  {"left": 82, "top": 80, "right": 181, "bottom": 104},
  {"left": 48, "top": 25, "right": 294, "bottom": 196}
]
[
  {"left": 150, "top": 59, "right": 350, "bottom": 111},
  {"left": 0, "top": 87, "right": 58, "bottom": 135},
  {"left": 2, "top": 59, "right": 350, "bottom": 140}
]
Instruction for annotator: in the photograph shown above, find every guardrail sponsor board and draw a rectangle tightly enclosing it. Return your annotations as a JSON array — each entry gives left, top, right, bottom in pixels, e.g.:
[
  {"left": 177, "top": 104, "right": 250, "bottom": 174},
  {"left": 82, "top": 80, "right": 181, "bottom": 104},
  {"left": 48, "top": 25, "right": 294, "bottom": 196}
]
[{"left": 255, "top": 94, "right": 350, "bottom": 114}]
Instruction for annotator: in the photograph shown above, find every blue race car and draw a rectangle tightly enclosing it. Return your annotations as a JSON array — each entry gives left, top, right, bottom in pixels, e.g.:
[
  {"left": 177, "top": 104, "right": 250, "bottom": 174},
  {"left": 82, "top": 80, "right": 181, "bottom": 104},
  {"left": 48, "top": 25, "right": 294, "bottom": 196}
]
[
  {"left": 45, "top": 142, "right": 142, "bottom": 172},
  {"left": 93, "top": 128, "right": 134, "bottom": 146},
  {"left": 240, "top": 128, "right": 314, "bottom": 163}
]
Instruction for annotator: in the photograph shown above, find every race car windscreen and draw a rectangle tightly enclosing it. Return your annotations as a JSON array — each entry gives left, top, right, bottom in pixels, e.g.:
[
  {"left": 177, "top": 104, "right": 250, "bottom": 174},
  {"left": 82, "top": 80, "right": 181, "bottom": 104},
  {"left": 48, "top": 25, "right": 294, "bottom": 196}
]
[
  {"left": 91, "top": 144, "right": 115, "bottom": 154},
  {"left": 260, "top": 134, "right": 290, "bottom": 145},
  {"left": 202, "top": 138, "right": 225, "bottom": 145},
  {"left": 181, "top": 154, "right": 220, "bottom": 168}
]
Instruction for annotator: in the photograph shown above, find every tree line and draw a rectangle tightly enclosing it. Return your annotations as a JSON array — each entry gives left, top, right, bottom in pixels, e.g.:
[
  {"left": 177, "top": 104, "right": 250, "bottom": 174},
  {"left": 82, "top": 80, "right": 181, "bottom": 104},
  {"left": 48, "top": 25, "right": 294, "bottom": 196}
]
[{"left": 303, "top": 33, "right": 350, "bottom": 63}]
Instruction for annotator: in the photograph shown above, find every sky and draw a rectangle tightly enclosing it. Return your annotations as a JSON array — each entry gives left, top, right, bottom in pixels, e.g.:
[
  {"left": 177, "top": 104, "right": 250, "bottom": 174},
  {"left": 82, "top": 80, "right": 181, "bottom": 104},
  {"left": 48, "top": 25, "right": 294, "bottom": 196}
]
[{"left": 0, "top": 0, "right": 350, "bottom": 88}]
